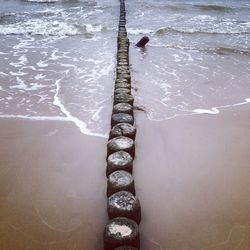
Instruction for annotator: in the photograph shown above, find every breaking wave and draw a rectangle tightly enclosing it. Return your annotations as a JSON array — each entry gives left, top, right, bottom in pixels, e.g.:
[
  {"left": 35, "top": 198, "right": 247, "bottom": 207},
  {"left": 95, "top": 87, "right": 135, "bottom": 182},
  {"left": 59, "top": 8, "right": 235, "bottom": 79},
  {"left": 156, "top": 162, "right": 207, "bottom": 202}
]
[
  {"left": 0, "top": 18, "right": 110, "bottom": 36},
  {"left": 193, "top": 4, "right": 233, "bottom": 12},
  {"left": 0, "top": 20, "right": 80, "bottom": 36},
  {"left": 207, "top": 47, "right": 250, "bottom": 56},
  {"left": 145, "top": 2, "right": 250, "bottom": 12},
  {"left": 154, "top": 26, "right": 250, "bottom": 36},
  {"left": 149, "top": 43, "right": 250, "bottom": 56},
  {"left": 25, "top": 0, "right": 59, "bottom": 2}
]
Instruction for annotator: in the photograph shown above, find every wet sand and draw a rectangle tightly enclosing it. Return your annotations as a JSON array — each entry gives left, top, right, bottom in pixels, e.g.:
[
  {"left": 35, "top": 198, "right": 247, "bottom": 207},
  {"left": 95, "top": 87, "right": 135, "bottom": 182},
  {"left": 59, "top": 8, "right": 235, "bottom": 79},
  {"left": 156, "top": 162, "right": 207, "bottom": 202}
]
[
  {"left": 0, "top": 119, "right": 107, "bottom": 250},
  {"left": 1, "top": 104, "right": 250, "bottom": 250},
  {"left": 135, "top": 104, "right": 250, "bottom": 250}
]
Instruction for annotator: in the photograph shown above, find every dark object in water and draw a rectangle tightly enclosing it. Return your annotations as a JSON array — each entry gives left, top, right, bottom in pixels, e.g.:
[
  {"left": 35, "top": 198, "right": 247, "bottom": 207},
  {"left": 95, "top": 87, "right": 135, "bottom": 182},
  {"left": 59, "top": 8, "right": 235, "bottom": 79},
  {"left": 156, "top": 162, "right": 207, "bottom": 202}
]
[{"left": 136, "top": 36, "right": 149, "bottom": 47}]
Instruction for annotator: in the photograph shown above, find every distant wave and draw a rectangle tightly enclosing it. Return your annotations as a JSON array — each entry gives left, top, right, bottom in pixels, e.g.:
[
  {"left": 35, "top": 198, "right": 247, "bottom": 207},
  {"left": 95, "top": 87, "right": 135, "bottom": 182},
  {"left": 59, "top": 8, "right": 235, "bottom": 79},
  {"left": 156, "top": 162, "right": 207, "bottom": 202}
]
[
  {"left": 146, "top": 3, "right": 250, "bottom": 12},
  {"left": 154, "top": 26, "right": 250, "bottom": 36},
  {"left": 127, "top": 28, "right": 154, "bottom": 35},
  {"left": 25, "top": 0, "right": 59, "bottom": 2},
  {"left": 149, "top": 43, "right": 250, "bottom": 56},
  {"left": 193, "top": 4, "right": 232, "bottom": 12},
  {"left": 0, "top": 21, "right": 81, "bottom": 36},
  {"left": 207, "top": 47, "right": 250, "bottom": 56},
  {"left": 0, "top": 5, "right": 112, "bottom": 36},
  {"left": 0, "top": 19, "right": 110, "bottom": 36}
]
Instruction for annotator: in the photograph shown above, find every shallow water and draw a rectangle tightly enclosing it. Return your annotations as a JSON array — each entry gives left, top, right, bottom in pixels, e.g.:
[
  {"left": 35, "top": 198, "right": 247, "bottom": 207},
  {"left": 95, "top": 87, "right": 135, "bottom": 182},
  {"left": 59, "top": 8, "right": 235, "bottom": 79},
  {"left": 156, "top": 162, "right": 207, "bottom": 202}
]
[
  {"left": 0, "top": 0, "right": 250, "bottom": 136},
  {"left": 0, "top": 1, "right": 250, "bottom": 249},
  {"left": 135, "top": 108, "right": 250, "bottom": 250},
  {"left": 0, "top": 0, "right": 118, "bottom": 137},
  {"left": 126, "top": 0, "right": 250, "bottom": 121}
]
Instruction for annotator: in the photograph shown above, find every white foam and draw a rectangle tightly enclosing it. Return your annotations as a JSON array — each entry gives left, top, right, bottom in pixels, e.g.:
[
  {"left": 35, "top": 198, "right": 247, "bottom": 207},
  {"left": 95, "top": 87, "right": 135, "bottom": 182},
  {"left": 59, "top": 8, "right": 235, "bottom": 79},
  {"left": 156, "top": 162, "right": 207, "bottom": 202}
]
[
  {"left": 142, "top": 98, "right": 250, "bottom": 123},
  {"left": 53, "top": 79, "right": 107, "bottom": 138},
  {"left": 35, "top": 74, "right": 46, "bottom": 80},
  {"left": 0, "top": 20, "right": 80, "bottom": 36},
  {"left": 10, "top": 71, "right": 28, "bottom": 76},
  {"left": 85, "top": 24, "right": 103, "bottom": 33},
  {"left": 127, "top": 28, "right": 154, "bottom": 35},
  {"left": 191, "top": 15, "right": 216, "bottom": 22},
  {"left": 193, "top": 108, "right": 220, "bottom": 114},
  {"left": 9, "top": 77, "right": 28, "bottom": 90},
  {"left": 37, "top": 61, "right": 48, "bottom": 68},
  {"left": 92, "top": 107, "right": 103, "bottom": 122},
  {"left": 192, "top": 98, "right": 250, "bottom": 115},
  {"left": 109, "top": 223, "right": 132, "bottom": 237},
  {"left": 85, "top": 58, "right": 103, "bottom": 64},
  {"left": 10, "top": 55, "right": 28, "bottom": 68},
  {"left": 26, "top": 0, "right": 59, "bottom": 2},
  {"left": 0, "top": 114, "right": 69, "bottom": 121},
  {"left": 9, "top": 76, "right": 48, "bottom": 91}
]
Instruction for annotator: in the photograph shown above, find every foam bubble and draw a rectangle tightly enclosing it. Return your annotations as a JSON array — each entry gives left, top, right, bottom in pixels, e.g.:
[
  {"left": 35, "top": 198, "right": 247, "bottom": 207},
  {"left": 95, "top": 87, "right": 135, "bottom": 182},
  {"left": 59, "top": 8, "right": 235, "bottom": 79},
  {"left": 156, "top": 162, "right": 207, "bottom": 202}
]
[
  {"left": 53, "top": 79, "right": 107, "bottom": 138},
  {"left": 192, "top": 98, "right": 250, "bottom": 115},
  {"left": 0, "top": 114, "right": 69, "bottom": 121},
  {"left": 0, "top": 20, "right": 81, "bottom": 36},
  {"left": 37, "top": 61, "right": 48, "bottom": 68},
  {"left": 127, "top": 28, "right": 153, "bottom": 35},
  {"left": 85, "top": 24, "right": 103, "bottom": 33},
  {"left": 193, "top": 108, "right": 220, "bottom": 114},
  {"left": 9, "top": 77, "right": 27, "bottom": 90}
]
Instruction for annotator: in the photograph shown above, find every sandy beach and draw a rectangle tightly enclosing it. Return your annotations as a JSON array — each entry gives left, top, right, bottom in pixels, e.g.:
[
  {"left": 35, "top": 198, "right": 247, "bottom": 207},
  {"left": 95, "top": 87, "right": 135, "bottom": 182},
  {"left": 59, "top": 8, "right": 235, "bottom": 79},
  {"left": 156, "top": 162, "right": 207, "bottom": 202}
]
[
  {"left": 0, "top": 103, "right": 250, "bottom": 249},
  {"left": 135, "top": 104, "right": 250, "bottom": 250},
  {"left": 0, "top": 119, "right": 107, "bottom": 249},
  {"left": 0, "top": 0, "right": 250, "bottom": 249}
]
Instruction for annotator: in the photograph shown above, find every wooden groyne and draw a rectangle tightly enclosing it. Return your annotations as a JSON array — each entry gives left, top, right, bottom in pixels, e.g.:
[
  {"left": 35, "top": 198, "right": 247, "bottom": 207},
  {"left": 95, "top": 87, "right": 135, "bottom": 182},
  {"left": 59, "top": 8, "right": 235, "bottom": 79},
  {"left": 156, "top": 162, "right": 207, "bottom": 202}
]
[{"left": 103, "top": 0, "right": 141, "bottom": 249}]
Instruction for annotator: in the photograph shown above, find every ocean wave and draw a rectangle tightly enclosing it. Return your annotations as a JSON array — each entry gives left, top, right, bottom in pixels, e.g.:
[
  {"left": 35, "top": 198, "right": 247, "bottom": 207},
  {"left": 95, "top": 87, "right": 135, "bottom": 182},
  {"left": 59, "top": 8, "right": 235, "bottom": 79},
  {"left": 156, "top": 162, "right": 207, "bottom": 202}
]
[
  {"left": 206, "top": 47, "right": 250, "bottom": 56},
  {"left": 0, "top": 20, "right": 80, "bottom": 36},
  {"left": 192, "top": 98, "right": 250, "bottom": 115},
  {"left": 154, "top": 26, "right": 250, "bottom": 36},
  {"left": 149, "top": 43, "right": 250, "bottom": 56},
  {"left": 145, "top": 2, "right": 250, "bottom": 12},
  {"left": 127, "top": 28, "right": 154, "bottom": 35},
  {"left": 0, "top": 114, "right": 69, "bottom": 121},
  {"left": 0, "top": 19, "right": 110, "bottom": 36},
  {"left": 25, "top": 0, "right": 59, "bottom": 3},
  {"left": 193, "top": 4, "right": 232, "bottom": 12},
  {"left": 0, "top": 5, "right": 112, "bottom": 36}
]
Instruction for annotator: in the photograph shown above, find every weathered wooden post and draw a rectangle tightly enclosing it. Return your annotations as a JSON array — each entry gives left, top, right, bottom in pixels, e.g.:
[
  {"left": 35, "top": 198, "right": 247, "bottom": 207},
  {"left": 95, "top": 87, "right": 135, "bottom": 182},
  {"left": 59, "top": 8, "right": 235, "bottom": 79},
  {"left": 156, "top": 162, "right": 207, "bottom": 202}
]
[{"left": 103, "top": 0, "right": 141, "bottom": 249}]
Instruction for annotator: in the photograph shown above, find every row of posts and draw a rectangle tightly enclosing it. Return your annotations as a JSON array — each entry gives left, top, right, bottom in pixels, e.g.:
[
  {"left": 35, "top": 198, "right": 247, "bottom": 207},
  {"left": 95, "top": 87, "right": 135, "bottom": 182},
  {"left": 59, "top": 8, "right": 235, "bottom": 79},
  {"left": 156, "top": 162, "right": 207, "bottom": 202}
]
[{"left": 103, "top": 0, "right": 141, "bottom": 249}]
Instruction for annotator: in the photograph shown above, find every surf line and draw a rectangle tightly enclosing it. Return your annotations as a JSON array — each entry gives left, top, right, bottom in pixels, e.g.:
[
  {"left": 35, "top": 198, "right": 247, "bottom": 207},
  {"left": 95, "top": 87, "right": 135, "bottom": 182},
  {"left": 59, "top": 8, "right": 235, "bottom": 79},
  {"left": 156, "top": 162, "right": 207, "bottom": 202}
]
[{"left": 103, "top": 0, "right": 141, "bottom": 249}]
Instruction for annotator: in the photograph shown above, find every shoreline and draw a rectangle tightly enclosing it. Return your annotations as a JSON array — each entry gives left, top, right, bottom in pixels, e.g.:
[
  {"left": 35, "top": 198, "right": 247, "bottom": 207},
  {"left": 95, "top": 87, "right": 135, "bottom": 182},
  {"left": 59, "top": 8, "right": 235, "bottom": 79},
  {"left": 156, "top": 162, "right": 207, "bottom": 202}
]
[
  {"left": 0, "top": 119, "right": 107, "bottom": 249},
  {"left": 0, "top": 103, "right": 250, "bottom": 249},
  {"left": 1, "top": 96, "right": 250, "bottom": 138},
  {"left": 134, "top": 103, "right": 250, "bottom": 249}
]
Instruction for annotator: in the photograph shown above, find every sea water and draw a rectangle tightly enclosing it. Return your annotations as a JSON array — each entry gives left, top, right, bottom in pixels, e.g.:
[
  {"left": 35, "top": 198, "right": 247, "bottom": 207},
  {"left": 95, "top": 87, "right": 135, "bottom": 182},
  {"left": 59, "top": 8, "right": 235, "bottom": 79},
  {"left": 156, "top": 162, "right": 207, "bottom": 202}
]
[
  {"left": 127, "top": 0, "right": 250, "bottom": 120},
  {"left": 0, "top": 0, "right": 249, "bottom": 136},
  {"left": 0, "top": 0, "right": 118, "bottom": 137}
]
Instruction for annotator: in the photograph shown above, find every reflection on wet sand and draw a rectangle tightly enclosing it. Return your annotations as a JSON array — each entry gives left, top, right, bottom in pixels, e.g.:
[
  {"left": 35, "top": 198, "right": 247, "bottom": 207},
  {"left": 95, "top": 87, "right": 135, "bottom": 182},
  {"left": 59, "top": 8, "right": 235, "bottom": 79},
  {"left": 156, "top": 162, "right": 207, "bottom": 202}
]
[
  {"left": 135, "top": 105, "right": 250, "bottom": 250},
  {"left": 1, "top": 106, "right": 250, "bottom": 249},
  {"left": 0, "top": 119, "right": 107, "bottom": 249}
]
